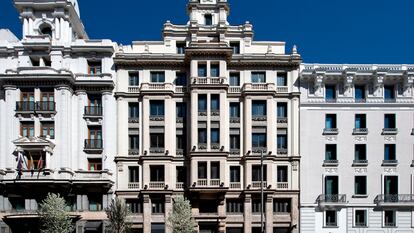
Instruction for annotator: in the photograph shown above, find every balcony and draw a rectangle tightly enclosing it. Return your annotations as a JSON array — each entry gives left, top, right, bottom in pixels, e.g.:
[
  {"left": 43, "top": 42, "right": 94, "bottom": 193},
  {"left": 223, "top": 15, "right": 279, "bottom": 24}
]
[
  {"left": 191, "top": 77, "right": 225, "bottom": 85},
  {"left": 84, "top": 106, "right": 103, "bottom": 117},
  {"left": 242, "top": 83, "right": 276, "bottom": 92},
  {"left": 149, "top": 115, "right": 164, "bottom": 121},
  {"left": 252, "top": 115, "right": 267, "bottom": 122},
  {"left": 36, "top": 101, "right": 56, "bottom": 113},
  {"left": 210, "top": 179, "right": 221, "bottom": 187},
  {"left": 128, "top": 149, "right": 140, "bottom": 156},
  {"left": 353, "top": 160, "right": 368, "bottom": 166},
  {"left": 230, "top": 182, "right": 241, "bottom": 189},
  {"left": 229, "top": 86, "right": 241, "bottom": 93},
  {"left": 211, "top": 110, "right": 220, "bottom": 116},
  {"left": 323, "top": 160, "right": 339, "bottom": 166},
  {"left": 198, "top": 143, "right": 207, "bottom": 150},
  {"left": 211, "top": 143, "right": 221, "bottom": 150},
  {"left": 140, "top": 83, "right": 174, "bottom": 93},
  {"left": 374, "top": 194, "right": 414, "bottom": 207},
  {"left": 84, "top": 139, "right": 103, "bottom": 153},
  {"left": 198, "top": 110, "right": 207, "bottom": 116},
  {"left": 197, "top": 179, "right": 208, "bottom": 187},
  {"left": 251, "top": 147, "right": 267, "bottom": 155},
  {"left": 128, "top": 182, "right": 140, "bottom": 190},
  {"left": 230, "top": 117, "right": 240, "bottom": 123},
  {"left": 128, "top": 117, "right": 139, "bottom": 124},
  {"left": 149, "top": 148, "right": 165, "bottom": 155},
  {"left": 323, "top": 128, "right": 339, "bottom": 135},
  {"left": 251, "top": 181, "right": 267, "bottom": 189},
  {"left": 382, "top": 160, "right": 398, "bottom": 166},
  {"left": 277, "top": 117, "right": 288, "bottom": 124},
  {"left": 353, "top": 128, "right": 368, "bottom": 135},
  {"left": 16, "top": 101, "right": 35, "bottom": 112},
  {"left": 317, "top": 194, "right": 347, "bottom": 207},
  {"left": 277, "top": 86, "right": 289, "bottom": 93},
  {"left": 382, "top": 128, "right": 398, "bottom": 135},
  {"left": 277, "top": 182, "right": 289, "bottom": 190},
  {"left": 148, "top": 181, "right": 165, "bottom": 189},
  {"left": 176, "top": 182, "right": 185, "bottom": 189},
  {"left": 230, "top": 149, "right": 240, "bottom": 155},
  {"left": 277, "top": 148, "right": 288, "bottom": 155}
]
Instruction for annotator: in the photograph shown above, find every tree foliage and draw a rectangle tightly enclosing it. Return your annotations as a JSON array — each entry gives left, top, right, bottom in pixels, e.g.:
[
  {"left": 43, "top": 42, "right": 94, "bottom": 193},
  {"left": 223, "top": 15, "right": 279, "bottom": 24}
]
[
  {"left": 167, "top": 196, "right": 197, "bottom": 233},
  {"left": 38, "top": 193, "right": 74, "bottom": 233},
  {"left": 105, "top": 197, "right": 131, "bottom": 233}
]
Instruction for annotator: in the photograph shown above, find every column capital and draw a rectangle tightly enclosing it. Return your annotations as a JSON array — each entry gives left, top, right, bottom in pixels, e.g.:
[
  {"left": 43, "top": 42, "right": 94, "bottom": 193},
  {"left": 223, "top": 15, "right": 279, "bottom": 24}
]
[
  {"left": 75, "top": 90, "right": 87, "bottom": 96},
  {"left": 3, "top": 85, "right": 17, "bottom": 91},
  {"left": 101, "top": 90, "right": 113, "bottom": 96}
]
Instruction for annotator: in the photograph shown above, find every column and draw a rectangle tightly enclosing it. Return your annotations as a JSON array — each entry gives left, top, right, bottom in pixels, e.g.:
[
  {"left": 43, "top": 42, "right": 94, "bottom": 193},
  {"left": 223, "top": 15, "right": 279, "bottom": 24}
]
[
  {"left": 219, "top": 91, "right": 228, "bottom": 151},
  {"left": 244, "top": 194, "right": 252, "bottom": 233},
  {"left": 45, "top": 149, "right": 51, "bottom": 170},
  {"left": 291, "top": 97, "right": 299, "bottom": 157},
  {"left": 267, "top": 97, "right": 276, "bottom": 154},
  {"left": 4, "top": 86, "right": 18, "bottom": 169},
  {"left": 142, "top": 97, "right": 150, "bottom": 153},
  {"left": 143, "top": 195, "right": 151, "bottom": 233},
  {"left": 165, "top": 195, "right": 173, "bottom": 233},
  {"left": 164, "top": 97, "right": 175, "bottom": 156},
  {"left": 244, "top": 97, "right": 252, "bottom": 154},
  {"left": 55, "top": 86, "right": 71, "bottom": 170},
  {"left": 117, "top": 97, "right": 129, "bottom": 157},
  {"left": 265, "top": 194, "right": 273, "bottom": 233},
  {"left": 76, "top": 91, "right": 88, "bottom": 170},
  {"left": 102, "top": 91, "right": 117, "bottom": 173},
  {"left": 190, "top": 92, "right": 198, "bottom": 149},
  {"left": 291, "top": 195, "right": 299, "bottom": 233}
]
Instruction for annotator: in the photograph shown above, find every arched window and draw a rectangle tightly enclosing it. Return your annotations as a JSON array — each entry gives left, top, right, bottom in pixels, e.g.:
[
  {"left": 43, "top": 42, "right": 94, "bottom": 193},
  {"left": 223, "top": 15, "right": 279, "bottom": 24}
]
[{"left": 39, "top": 24, "right": 52, "bottom": 37}]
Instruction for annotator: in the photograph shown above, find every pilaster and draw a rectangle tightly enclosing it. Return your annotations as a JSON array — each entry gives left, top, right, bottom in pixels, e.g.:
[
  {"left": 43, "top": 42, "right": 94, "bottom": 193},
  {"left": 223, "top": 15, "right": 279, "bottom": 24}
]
[
  {"left": 143, "top": 195, "right": 151, "bottom": 233},
  {"left": 244, "top": 194, "right": 252, "bottom": 233},
  {"left": 102, "top": 91, "right": 116, "bottom": 173}
]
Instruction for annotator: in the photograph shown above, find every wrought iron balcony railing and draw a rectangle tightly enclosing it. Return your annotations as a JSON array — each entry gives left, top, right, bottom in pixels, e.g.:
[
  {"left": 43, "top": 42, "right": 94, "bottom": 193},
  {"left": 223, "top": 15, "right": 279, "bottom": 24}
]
[
  {"left": 84, "top": 106, "right": 103, "bottom": 116},
  {"left": 374, "top": 194, "right": 414, "bottom": 205},
  {"left": 36, "top": 101, "right": 56, "bottom": 112},
  {"left": 16, "top": 101, "right": 35, "bottom": 112},
  {"left": 317, "top": 194, "right": 346, "bottom": 204},
  {"left": 84, "top": 139, "right": 103, "bottom": 150}
]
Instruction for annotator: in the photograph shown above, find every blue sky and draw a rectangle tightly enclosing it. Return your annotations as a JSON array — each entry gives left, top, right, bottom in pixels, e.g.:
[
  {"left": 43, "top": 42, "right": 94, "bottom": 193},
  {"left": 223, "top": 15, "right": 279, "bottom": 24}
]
[{"left": 0, "top": 0, "right": 413, "bottom": 64}]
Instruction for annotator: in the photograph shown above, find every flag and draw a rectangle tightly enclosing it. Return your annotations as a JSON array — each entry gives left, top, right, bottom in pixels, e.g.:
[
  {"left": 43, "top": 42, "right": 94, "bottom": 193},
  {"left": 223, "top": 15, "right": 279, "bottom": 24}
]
[
  {"left": 17, "top": 153, "right": 23, "bottom": 173},
  {"left": 29, "top": 152, "right": 34, "bottom": 171},
  {"left": 37, "top": 155, "right": 44, "bottom": 170}
]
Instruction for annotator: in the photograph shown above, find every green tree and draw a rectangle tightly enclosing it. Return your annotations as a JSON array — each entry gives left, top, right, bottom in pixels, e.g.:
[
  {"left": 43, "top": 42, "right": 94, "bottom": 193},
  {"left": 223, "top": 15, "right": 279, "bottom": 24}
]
[
  {"left": 167, "top": 196, "right": 197, "bottom": 233},
  {"left": 38, "top": 193, "right": 74, "bottom": 233},
  {"left": 105, "top": 197, "right": 131, "bottom": 233}
]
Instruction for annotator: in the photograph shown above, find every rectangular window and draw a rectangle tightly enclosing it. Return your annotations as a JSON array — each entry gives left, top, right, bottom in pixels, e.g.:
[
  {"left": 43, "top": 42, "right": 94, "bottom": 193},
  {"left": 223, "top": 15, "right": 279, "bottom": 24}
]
[
  {"left": 176, "top": 134, "right": 185, "bottom": 150},
  {"left": 230, "top": 42, "right": 240, "bottom": 54},
  {"left": 88, "top": 159, "right": 102, "bottom": 171},
  {"left": 384, "top": 114, "right": 396, "bottom": 128},
  {"left": 252, "top": 199, "right": 264, "bottom": 213},
  {"left": 273, "top": 198, "right": 291, "bottom": 213},
  {"left": 211, "top": 64, "right": 220, "bottom": 77},
  {"left": 39, "top": 92, "right": 55, "bottom": 111},
  {"left": 126, "top": 199, "right": 142, "bottom": 214},
  {"left": 176, "top": 42, "right": 186, "bottom": 54},
  {"left": 355, "top": 210, "right": 367, "bottom": 227},
  {"left": 198, "top": 94, "right": 207, "bottom": 112},
  {"left": 384, "top": 85, "right": 395, "bottom": 100},
  {"left": 129, "top": 167, "right": 139, "bottom": 183},
  {"left": 277, "top": 73, "right": 287, "bottom": 86},
  {"left": 198, "top": 63, "right": 207, "bottom": 77},
  {"left": 230, "top": 73, "right": 240, "bottom": 86},
  {"left": 226, "top": 199, "right": 243, "bottom": 213},
  {"left": 176, "top": 102, "right": 187, "bottom": 118},
  {"left": 251, "top": 72, "right": 266, "bottom": 83},
  {"left": 277, "top": 134, "right": 287, "bottom": 150},
  {"left": 150, "top": 100, "right": 164, "bottom": 116},
  {"left": 152, "top": 200, "right": 165, "bottom": 214},
  {"left": 384, "top": 144, "right": 396, "bottom": 161},
  {"left": 150, "top": 165, "right": 164, "bottom": 182},
  {"left": 252, "top": 165, "right": 267, "bottom": 181},
  {"left": 88, "top": 195, "right": 102, "bottom": 211},
  {"left": 325, "top": 210, "right": 337, "bottom": 227},
  {"left": 198, "top": 162, "right": 207, "bottom": 179},
  {"left": 150, "top": 133, "right": 164, "bottom": 148},
  {"left": 211, "top": 128, "right": 220, "bottom": 144},
  {"left": 252, "top": 100, "right": 266, "bottom": 117},
  {"left": 21, "top": 122, "right": 35, "bottom": 138},
  {"left": 150, "top": 71, "right": 165, "bottom": 83},
  {"left": 211, "top": 94, "right": 220, "bottom": 111},
  {"left": 355, "top": 85, "right": 366, "bottom": 101},
  {"left": 41, "top": 122, "right": 55, "bottom": 139},
  {"left": 129, "top": 72, "right": 139, "bottom": 86},
  {"left": 198, "top": 128, "right": 207, "bottom": 144},
  {"left": 151, "top": 224, "right": 165, "bottom": 233},
  {"left": 252, "top": 133, "right": 266, "bottom": 148},
  {"left": 325, "top": 144, "right": 337, "bottom": 160},
  {"left": 355, "top": 176, "right": 367, "bottom": 195},
  {"left": 355, "top": 114, "right": 366, "bottom": 128},
  {"left": 230, "top": 135, "right": 240, "bottom": 150},
  {"left": 129, "top": 135, "right": 139, "bottom": 150},
  {"left": 277, "top": 166, "right": 288, "bottom": 183},
  {"left": 129, "top": 103, "right": 139, "bottom": 119},
  {"left": 354, "top": 144, "right": 366, "bottom": 161},
  {"left": 230, "top": 166, "right": 240, "bottom": 182},
  {"left": 175, "top": 72, "right": 187, "bottom": 86},
  {"left": 384, "top": 210, "right": 396, "bottom": 227},
  {"left": 210, "top": 162, "right": 220, "bottom": 179},
  {"left": 229, "top": 103, "right": 240, "bottom": 118},
  {"left": 176, "top": 166, "right": 186, "bottom": 183},
  {"left": 277, "top": 103, "right": 287, "bottom": 118},
  {"left": 325, "top": 114, "right": 337, "bottom": 129},
  {"left": 325, "top": 85, "right": 336, "bottom": 101},
  {"left": 88, "top": 61, "right": 102, "bottom": 75},
  {"left": 204, "top": 14, "right": 213, "bottom": 25}
]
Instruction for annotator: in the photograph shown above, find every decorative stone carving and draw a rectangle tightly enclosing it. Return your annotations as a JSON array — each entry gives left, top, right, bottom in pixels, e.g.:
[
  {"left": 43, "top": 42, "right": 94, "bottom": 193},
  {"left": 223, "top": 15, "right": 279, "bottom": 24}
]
[
  {"left": 325, "top": 168, "right": 338, "bottom": 174},
  {"left": 354, "top": 135, "right": 367, "bottom": 142},
  {"left": 325, "top": 135, "right": 337, "bottom": 142},
  {"left": 384, "top": 135, "right": 396, "bottom": 142},
  {"left": 384, "top": 168, "right": 397, "bottom": 174},
  {"left": 355, "top": 168, "right": 367, "bottom": 174},
  {"left": 291, "top": 161, "right": 298, "bottom": 171}
]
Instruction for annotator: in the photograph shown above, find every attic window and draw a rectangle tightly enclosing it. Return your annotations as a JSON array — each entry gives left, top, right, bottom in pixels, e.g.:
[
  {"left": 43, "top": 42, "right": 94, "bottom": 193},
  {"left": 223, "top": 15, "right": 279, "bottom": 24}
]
[
  {"left": 39, "top": 24, "right": 52, "bottom": 37},
  {"left": 205, "top": 14, "right": 213, "bottom": 26}
]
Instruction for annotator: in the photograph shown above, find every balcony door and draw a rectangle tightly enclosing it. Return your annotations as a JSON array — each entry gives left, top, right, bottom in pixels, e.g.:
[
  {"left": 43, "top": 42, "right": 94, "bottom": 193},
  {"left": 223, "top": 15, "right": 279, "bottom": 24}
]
[
  {"left": 88, "top": 128, "right": 102, "bottom": 148},
  {"left": 40, "top": 92, "right": 54, "bottom": 110},
  {"left": 21, "top": 92, "right": 34, "bottom": 102},
  {"left": 325, "top": 176, "right": 338, "bottom": 196},
  {"left": 384, "top": 176, "right": 398, "bottom": 196}
]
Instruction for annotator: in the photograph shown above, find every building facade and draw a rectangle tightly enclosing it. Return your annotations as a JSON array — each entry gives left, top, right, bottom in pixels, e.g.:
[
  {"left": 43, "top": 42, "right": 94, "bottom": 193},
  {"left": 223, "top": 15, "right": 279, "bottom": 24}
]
[
  {"left": 0, "top": 0, "right": 117, "bottom": 232},
  {"left": 114, "top": 0, "right": 300, "bottom": 233},
  {"left": 300, "top": 64, "right": 414, "bottom": 233}
]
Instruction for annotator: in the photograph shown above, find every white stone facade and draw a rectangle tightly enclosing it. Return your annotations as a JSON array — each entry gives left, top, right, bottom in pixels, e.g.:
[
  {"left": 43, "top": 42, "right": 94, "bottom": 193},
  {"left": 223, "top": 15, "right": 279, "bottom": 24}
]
[
  {"left": 300, "top": 64, "right": 414, "bottom": 233},
  {"left": 0, "top": 0, "right": 117, "bottom": 232}
]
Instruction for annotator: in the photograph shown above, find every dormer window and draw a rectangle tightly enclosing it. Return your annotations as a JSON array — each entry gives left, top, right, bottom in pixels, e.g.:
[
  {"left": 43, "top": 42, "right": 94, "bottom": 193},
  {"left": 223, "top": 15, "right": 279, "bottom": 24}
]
[
  {"left": 205, "top": 14, "right": 213, "bottom": 26},
  {"left": 39, "top": 24, "right": 52, "bottom": 37}
]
